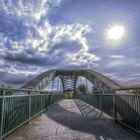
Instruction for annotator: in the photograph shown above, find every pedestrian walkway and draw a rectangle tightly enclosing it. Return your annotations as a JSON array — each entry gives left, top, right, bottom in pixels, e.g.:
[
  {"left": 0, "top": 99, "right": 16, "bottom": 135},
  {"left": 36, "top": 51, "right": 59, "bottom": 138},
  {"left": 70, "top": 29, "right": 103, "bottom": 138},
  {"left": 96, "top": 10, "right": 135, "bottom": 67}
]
[{"left": 5, "top": 99, "right": 139, "bottom": 140}]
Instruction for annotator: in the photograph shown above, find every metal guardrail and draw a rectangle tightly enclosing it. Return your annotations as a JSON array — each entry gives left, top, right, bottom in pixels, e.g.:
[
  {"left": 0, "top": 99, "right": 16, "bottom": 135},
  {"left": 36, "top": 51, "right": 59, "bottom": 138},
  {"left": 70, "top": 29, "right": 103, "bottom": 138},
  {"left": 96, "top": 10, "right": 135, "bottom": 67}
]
[
  {"left": 0, "top": 87, "right": 140, "bottom": 139},
  {"left": 77, "top": 93, "right": 140, "bottom": 134},
  {"left": 0, "top": 89, "right": 64, "bottom": 140},
  {"left": 1, "top": 86, "right": 140, "bottom": 94}
]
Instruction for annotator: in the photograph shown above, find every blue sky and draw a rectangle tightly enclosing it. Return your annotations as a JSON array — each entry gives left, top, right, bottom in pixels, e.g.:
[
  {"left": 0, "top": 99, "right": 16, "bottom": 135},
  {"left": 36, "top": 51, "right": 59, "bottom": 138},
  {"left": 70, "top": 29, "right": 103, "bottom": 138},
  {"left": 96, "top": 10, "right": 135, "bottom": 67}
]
[{"left": 0, "top": 0, "right": 140, "bottom": 87}]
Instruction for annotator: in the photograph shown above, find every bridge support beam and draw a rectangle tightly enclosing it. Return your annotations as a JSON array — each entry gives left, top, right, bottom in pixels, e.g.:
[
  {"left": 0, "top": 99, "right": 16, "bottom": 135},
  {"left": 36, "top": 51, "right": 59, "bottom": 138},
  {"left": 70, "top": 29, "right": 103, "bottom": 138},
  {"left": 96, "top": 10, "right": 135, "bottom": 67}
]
[
  {"left": 22, "top": 69, "right": 121, "bottom": 95},
  {"left": 61, "top": 75, "right": 78, "bottom": 95}
]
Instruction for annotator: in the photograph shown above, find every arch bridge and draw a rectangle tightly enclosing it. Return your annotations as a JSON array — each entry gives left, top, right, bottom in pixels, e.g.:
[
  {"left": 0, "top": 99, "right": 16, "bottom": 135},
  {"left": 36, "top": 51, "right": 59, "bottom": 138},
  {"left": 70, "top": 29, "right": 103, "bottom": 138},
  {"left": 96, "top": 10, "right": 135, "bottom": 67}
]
[
  {"left": 22, "top": 69, "right": 121, "bottom": 94},
  {"left": 0, "top": 69, "right": 140, "bottom": 140}
]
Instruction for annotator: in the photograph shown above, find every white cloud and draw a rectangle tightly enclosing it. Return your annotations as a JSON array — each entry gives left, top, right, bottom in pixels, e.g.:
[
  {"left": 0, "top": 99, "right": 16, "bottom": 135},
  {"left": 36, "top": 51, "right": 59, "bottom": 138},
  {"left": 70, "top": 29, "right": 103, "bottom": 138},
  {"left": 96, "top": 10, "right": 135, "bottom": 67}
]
[
  {"left": 0, "top": 0, "right": 95, "bottom": 60},
  {"left": 0, "top": 0, "right": 48, "bottom": 20},
  {"left": 0, "top": 0, "right": 67, "bottom": 21},
  {"left": 69, "top": 51, "right": 100, "bottom": 65},
  {"left": 109, "top": 55, "right": 125, "bottom": 59},
  {"left": 107, "top": 60, "right": 124, "bottom": 67},
  {"left": 2, "top": 0, "right": 140, "bottom": 87}
]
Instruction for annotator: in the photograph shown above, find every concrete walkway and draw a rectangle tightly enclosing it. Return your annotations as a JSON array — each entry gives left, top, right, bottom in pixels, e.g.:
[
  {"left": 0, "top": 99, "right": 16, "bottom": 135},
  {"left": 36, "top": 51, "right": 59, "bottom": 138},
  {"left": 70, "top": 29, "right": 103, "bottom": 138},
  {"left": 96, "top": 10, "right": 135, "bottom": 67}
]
[{"left": 5, "top": 99, "right": 139, "bottom": 140}]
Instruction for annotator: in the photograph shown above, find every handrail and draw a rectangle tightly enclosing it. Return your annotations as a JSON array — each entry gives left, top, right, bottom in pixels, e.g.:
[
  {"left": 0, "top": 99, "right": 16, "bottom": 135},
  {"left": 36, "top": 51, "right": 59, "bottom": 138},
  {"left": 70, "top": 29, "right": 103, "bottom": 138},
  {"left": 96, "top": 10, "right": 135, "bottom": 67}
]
[
  {"left": 77, "top": 94, "right": 140, "bottom": 134},
  {"left": 0, "top": 91, "right": 64, "bottom": 139},
  {"left": 0, "top": 86, "right": 140, "bottom": 93},
  {"left": 0, "top": 88, "right": 63, "bottom": 93}
]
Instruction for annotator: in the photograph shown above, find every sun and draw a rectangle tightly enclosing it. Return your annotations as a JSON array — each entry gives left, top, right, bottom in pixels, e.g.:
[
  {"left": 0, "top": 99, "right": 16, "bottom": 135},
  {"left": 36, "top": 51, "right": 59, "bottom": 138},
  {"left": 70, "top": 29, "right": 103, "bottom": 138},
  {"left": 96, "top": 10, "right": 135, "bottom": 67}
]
[{"left": 107, "top": 25, "right": 125, "bottom": 40}]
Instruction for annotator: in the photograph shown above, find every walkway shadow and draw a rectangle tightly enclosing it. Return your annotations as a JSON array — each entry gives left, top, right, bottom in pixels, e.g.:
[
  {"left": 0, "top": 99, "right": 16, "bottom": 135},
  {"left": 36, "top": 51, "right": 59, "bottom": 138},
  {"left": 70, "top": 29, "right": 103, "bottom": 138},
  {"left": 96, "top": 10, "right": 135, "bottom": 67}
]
[{"left": 44, "top": 99, "right": 139, "bottom": 140}]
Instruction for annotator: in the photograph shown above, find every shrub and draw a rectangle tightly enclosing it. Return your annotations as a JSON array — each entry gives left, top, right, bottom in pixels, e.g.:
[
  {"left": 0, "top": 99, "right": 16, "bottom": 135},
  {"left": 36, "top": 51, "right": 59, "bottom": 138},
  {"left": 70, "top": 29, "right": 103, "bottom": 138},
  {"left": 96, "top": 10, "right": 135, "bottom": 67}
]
[
  {"left": 133, "top": 89, "right": 140, "bottom": 95},
  {"left": 76, "top": 84, "right": 87, "bottom": 94},
  {"left": 65, "top": 91, "right": 73, "bottom": 98}
]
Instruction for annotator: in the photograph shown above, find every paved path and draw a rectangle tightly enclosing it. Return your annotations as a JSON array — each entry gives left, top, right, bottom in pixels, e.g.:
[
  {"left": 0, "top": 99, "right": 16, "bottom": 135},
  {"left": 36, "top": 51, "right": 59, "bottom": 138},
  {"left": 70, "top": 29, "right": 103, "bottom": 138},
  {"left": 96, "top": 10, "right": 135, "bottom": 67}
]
[{"left": 5, "top": 99, "right": 139, "bottom": 140}]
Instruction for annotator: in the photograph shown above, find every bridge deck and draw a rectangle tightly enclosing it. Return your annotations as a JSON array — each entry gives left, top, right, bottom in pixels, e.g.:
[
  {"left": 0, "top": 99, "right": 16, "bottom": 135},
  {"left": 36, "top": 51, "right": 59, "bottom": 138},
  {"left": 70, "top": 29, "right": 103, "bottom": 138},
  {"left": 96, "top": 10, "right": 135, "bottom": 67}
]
[{"left": 6, "top": 99, "right": 139, "bottom": 140}]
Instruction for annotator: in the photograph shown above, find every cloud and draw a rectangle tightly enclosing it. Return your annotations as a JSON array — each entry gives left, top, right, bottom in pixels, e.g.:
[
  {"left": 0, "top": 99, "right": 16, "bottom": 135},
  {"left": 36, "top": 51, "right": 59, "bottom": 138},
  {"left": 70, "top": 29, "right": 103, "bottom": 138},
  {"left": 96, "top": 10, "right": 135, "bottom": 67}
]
[
  {"left": 109, "top": 55, "right": 125, "bottom": 59},
  {"left": 0, "top": 12, "right": 28, "bottom": 41},
  {"left": 1, "top": 23, "right": 94, "bottom": 66},
  {"left": 0, "top": 70, "right": 36, "bottom": 88},
  {"left": 0, "top": 0, "right": 140, "bottom": 87}
]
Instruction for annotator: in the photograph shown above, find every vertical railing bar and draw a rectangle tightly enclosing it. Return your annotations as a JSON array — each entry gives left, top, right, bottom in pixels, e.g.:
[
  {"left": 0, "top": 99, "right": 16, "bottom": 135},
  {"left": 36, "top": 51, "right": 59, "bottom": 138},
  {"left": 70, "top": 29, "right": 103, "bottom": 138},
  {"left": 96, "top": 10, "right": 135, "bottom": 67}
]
[
  {"left": 28, "top": 91, "right": 31, "bottom": 122},
  {"left": 12, "top": 97, "right": 14, "bottom": 131},
  {"left": 113, "top": 90, "right": 117, "bottom": 121},
  {"left": 129, "top": 95, "right": 132, "bottom": 127},
  {"left": 99, "top": 93, "right": 102, "bottom": 113},
  {"left": 131, "top": 95, "right": 134, "bottom": 128},
  {"left": 128, "top": 95, "right": 130, "bottom": 126},
  {"left": 116, "top": 94, "right": 118, "bottom": 120},
  {"left": 126, "top": 95, "right": 128, "bottom": 123},
  {"left": 10, "top": 97, "right": 13, "bottom": 131},
  {"left": 0, "top": 90, "right": 5, "bottom": 139},
  {"left": 5, "top": 97, "right": 7, "bottom": 134},
  {"left": 41, "top": 92, "right": 42, "bottom": 111},
  {"left": 138, "top": 96, "right": 140, "bottom": 130},
  {"left": 136, "top": 95, "right": 139, "bottom": 130},
  {"left": 8, "top": 97, "right": 11, "bottom": 132},
  {"left": 126, "top": 95, "right": 128, "bottom": 124},
  {"left": 134, "top": 96, "right": 137, "bottom": 130},
  {"left": 5, "top": 93, "right": 8, "bottom": 135},
  {"left": 137, "top": 96, "right": 139, "bottom": 130},
  {"left": 112, "top": 91, "right": 117, "bottom": 140},
  {"left": 132, "top": 96, "right": 135, "bottom": 129},
  {"left": 135, "top": 96, "right": 138, "bottom": 130},
  {"left": 129, "top": 95, "right": 133, "bottom": 126},
  {"left": 124, "top": 95, "right": 127, "bottom": 124},
  {"left": 130, "top": 95, "right": 132, "bottom": 127}
]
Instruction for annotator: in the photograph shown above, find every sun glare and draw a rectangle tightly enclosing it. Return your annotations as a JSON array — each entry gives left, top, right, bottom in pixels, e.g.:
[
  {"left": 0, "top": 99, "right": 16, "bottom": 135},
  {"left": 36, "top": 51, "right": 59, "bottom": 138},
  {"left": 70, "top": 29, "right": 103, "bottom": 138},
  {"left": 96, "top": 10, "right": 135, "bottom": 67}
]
[{"left": 107, "top": 25, "right": 125, "bottom": 40}]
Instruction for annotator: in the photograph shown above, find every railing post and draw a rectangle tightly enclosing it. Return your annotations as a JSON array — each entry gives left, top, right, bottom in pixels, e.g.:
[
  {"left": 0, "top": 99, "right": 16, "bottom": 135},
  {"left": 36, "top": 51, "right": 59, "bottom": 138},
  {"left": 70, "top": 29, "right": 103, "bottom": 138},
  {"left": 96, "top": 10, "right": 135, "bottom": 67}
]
[
  {"left": 54, "top": 94, "right": 56, "bottom": 104},
  {"left": 53, "top": 94, "right": 54, "bottom": 104},
  {"left": 99, "top": 93, "right": 102, "bottom": 113},
  {"left": 113, "top": 91, "right": 117, "bottom": 122},
  {"left": 28, "top": 91, "right": 31, "bottom": 122},
  {"left": 41, "top": 93, "right": 42, "bottom": 112},
  {"left": 0, "top": 90, "right": 5, "bottom": 139}
]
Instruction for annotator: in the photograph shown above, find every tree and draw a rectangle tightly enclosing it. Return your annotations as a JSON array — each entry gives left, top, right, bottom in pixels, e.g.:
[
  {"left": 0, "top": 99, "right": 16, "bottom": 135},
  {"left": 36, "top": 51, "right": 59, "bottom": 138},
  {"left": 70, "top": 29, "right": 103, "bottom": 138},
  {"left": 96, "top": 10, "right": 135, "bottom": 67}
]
[
  {"left": 133, "top": 89, "right": 140, "bottom": 95},
  {"left": 77, "top": 84, "right": 87, "bottom": 94},
  {"left": 65, "top": 91, "right": 73, "bottom": 98}
]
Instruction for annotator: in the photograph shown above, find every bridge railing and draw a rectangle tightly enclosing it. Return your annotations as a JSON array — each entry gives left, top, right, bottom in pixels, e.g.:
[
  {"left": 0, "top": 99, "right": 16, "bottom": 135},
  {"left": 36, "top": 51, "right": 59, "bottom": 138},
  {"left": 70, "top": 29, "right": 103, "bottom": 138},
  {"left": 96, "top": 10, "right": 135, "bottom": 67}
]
[
  {"left": 0, "top": 88, "right": 64, "bottom": 139},
  {"left": 76, "top": 89, "right": 140, "bottom": 134}
]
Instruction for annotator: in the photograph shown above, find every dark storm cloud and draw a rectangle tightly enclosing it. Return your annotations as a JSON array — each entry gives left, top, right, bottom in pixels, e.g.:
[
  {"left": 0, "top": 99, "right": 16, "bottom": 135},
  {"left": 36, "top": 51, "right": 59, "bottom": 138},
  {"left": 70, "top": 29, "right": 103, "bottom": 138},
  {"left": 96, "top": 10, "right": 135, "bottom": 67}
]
[
  {"left": 4, "top": 51, "right": 46, "bottom": 65},
  {"left": 3, "top": 40, "right": 83, "bottom": 68},
  {"left": 3, "top": 51, "right": 59, "bottom": 66},
  {"left": 0, "top": 39, "right": 84, "bottom": 86}
]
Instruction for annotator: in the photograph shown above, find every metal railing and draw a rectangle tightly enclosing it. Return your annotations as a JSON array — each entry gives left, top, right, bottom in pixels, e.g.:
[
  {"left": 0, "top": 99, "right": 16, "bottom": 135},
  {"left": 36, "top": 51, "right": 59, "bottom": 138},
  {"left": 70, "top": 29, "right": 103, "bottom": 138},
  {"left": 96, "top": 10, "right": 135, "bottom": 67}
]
[
  {"left": 0, "top": 88, "right": 64, "bottom": 140},
  {"left": 76, "top": 90, "right": 140, "bottom": 134},
  {"left": 0, "top": 87, "right": 140, "bottom": 138}
]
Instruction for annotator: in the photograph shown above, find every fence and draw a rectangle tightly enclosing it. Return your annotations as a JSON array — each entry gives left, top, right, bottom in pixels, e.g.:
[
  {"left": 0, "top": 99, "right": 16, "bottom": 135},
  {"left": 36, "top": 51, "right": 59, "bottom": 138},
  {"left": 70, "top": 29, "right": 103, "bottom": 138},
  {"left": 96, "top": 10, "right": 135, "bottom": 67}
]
[
  {"left": 0, "top": 88, "right": 140, "bottom": 139},
  {"left": 0, "top": 89, "right": 64, "bottom": 139},
  {"left": 77, "top": 93, "right": 140, "bottom": 133}
]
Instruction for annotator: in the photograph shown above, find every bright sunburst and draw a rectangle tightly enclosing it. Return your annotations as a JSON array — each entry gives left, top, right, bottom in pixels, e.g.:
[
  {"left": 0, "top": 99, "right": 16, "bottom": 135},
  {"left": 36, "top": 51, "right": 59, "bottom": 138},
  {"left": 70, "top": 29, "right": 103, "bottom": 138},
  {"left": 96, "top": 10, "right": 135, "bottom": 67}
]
[{"left": 107, "top": 25, "right": 125, "bottom": 40}]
